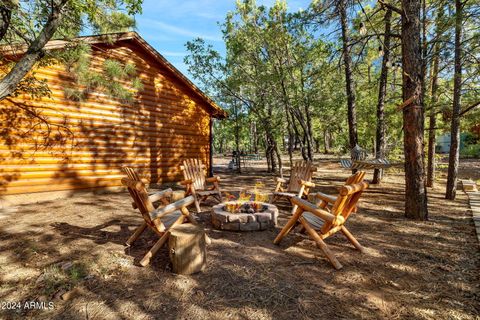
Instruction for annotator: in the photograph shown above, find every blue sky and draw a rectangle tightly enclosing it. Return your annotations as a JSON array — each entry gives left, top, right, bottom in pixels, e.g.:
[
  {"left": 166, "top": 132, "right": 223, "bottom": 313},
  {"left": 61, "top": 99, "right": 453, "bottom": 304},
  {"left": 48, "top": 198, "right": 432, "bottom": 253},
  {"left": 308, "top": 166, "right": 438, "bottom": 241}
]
[{"left": 135, "top": 0, "right": 311, "bottom": 79}]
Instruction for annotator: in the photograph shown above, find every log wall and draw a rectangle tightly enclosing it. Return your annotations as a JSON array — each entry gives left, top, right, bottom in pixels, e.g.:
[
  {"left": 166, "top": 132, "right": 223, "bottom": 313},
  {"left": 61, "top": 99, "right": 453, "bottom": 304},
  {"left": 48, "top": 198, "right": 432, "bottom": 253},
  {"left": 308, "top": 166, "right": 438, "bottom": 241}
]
[{"left": 0, "top": 40, "right": 214, "bottom": 195}]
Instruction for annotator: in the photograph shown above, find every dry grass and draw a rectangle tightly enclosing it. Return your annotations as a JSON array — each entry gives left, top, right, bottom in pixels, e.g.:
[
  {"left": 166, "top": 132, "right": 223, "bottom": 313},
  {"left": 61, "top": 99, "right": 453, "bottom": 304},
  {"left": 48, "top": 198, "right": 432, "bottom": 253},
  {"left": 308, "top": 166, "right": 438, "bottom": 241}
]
[{"left": 0, "top": 155, "right": 479, "bottom": 319}]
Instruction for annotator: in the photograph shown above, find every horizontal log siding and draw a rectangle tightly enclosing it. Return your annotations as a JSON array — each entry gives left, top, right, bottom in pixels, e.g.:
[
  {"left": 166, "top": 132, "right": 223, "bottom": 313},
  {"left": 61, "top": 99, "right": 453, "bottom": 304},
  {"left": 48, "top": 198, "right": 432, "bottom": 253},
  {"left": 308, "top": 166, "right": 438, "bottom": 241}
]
[{"left": 0, "top": 42, "right": 212, "bottom": 194}]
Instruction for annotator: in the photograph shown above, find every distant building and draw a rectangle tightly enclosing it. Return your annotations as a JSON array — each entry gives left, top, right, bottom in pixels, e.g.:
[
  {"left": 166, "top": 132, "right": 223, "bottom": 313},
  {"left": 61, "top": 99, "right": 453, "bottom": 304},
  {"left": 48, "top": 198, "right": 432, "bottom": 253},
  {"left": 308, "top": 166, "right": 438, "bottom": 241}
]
[{"left": 436, "top": 133, "right": 467, "bottom": 153}]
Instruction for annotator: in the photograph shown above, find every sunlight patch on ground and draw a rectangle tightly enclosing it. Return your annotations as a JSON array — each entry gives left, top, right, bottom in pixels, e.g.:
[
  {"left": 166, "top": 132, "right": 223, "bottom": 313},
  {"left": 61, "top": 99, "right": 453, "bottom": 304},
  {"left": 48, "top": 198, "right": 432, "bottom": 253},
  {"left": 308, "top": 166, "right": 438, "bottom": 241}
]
[
  {"left": 385, "top": 262, "right": 418, "bottom": 273},
  {"left": 284, "top": 245, "right": 317, "bottom": 259}
]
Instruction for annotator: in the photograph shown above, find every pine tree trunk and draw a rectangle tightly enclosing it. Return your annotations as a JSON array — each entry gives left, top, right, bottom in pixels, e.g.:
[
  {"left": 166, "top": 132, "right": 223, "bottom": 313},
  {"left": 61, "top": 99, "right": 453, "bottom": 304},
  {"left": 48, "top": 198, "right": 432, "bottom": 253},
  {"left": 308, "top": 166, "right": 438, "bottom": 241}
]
[
  {"left": 426, "top": 39, "right": 441, "bottom": 188},
  {"left": 251, "top": 121, "right": 258, "bottom": 153},
  {"left": 234, "top": 103, "right": 241, "bottom": 173},
  {"left": 373, "top": 9, "right": 392, "bottom": 184},
  {"left": 338, "top": 0, "right": 358, "bottom": 151},
  {"left": 265, "top": 135, "right": 271, "bottom": 172},
  {"left": 0, "top": 5, "right": 11, "bottom": 41},
  {"left": 324, "top": 129, "right": 331, "bottom": 154},
  {"left": 401, "top": 0, "right": 428, "bottom": 220},
  {"left": 274, "top": 140, "right": 283, "bottom": 178},
  {"left": 285, "top": 108, "right": 294, "bottom": 167},
  {"left": 446, "top": 0, "right": 463, "bottom": 200},
  {"left": 426, "top": 6, "right": 444, "bottom": 188}
]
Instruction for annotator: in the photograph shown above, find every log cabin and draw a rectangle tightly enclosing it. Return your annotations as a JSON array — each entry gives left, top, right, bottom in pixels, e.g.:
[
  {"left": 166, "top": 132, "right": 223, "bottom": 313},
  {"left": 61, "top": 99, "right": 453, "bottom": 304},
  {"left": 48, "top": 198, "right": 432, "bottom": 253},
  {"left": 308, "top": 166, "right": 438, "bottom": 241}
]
[{"left": 0, "top": 32, "right": 227, "bottom": 197}]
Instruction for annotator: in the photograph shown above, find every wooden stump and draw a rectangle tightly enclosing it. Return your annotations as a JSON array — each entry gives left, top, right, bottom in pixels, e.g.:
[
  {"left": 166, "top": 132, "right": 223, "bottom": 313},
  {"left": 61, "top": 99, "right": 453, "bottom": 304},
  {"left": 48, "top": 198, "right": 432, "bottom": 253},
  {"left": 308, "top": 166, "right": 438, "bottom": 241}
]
[{"left": 168, "top": 223, "right": 206, "bottom": 275}]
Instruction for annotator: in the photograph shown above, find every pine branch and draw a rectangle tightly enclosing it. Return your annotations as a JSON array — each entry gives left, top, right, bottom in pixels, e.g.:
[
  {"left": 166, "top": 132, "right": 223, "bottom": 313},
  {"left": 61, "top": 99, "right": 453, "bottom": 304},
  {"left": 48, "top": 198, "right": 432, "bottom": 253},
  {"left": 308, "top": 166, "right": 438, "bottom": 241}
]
[
  {"left": 0, "top": 0, "right": 69, "bottom": 100},
  {"left": 459, "top": 100, "right": 480, "bottom": 116},
  {"left": 378, "top": 0, "right": 403, "bottom": 16}
]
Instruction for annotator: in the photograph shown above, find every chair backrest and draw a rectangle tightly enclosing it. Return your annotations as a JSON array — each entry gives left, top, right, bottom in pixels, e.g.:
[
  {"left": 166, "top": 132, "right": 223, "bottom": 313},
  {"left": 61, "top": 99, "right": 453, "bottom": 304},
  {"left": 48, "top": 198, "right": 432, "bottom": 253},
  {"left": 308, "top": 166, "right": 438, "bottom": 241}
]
[
  {"left": 181, "top": 159, "right": 206, "bottom": 191},
  {"left": 121, "top": 174, "right": 172, "bottom": 233},
  {"left": 321, "top": 178, "right": 368, "bottom": 234},
  {"left": 287, "top": 161, "right": 317, "bottom": 192},
  {"left": 345, "top": 170, "right": 365, "bottom": 185},
  {"left": 122, "top": 166, "right": 148, "bottom": 191}
]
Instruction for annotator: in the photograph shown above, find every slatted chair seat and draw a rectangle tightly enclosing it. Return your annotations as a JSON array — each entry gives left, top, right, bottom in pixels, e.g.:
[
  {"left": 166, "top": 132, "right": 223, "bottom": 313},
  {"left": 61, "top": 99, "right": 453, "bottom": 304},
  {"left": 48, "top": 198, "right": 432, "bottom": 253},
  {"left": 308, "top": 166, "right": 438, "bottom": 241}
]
[
  {"left": 303, "top": 211, "right": 325, "bottom": 230},
  {"left": 271, "top": 160, "right": 317, "bottom": 205},
  {"left": 180, "top": 159, "right": 223, "bottom": 212}
]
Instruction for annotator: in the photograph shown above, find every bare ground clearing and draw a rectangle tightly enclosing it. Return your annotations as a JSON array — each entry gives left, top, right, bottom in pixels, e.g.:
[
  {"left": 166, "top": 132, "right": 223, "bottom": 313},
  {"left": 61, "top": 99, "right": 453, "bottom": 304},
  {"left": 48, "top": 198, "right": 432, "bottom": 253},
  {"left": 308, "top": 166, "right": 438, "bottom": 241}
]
[{"left": 0, "top": 155, "right": 479, "bottom": 319}]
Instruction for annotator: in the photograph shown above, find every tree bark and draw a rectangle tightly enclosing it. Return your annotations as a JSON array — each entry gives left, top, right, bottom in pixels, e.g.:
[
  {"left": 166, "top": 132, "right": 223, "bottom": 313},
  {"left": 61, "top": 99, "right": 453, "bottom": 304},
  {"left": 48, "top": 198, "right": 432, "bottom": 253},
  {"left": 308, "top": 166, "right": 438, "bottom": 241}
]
[
  {"left": 0, "top": 4, "right": 11, "bottom": 42},
  {"left": 338, "top": 0, "right": 358, "bottom": 152},
  {"left": 426, "top": 7, "right": 444, "bottom": 188},
  {"left": 233, "top": 102, "right": 241, "bottom": 173},
  {"left": 0, "top": 0, "right": 69, "bottom": 101},
  {"left": 446, "top": 0, "right": 463, "bottom": 200},
  {"left": 285, "top": 107, "right": 294, "bottom": 168},
  {"left": 426, "top": 48, "right": 440, "bottom": 188},
  {"left": 251, "top": 121, "right": 258, "bottom": 153},
  {"left": 274, "top": 139, "right": 283, "bottom": 178},
  {"left": 401, "top": 0, "right": 428, "bottom": 220},
  {"left": 373, "top": 9, "right": 392, "bottom": 184},
  {"left": 300, "top": 74, "right": 314, "bottom": 160},
  {"left": 323, "top": 129, "right": 328, "bottom": 154}
]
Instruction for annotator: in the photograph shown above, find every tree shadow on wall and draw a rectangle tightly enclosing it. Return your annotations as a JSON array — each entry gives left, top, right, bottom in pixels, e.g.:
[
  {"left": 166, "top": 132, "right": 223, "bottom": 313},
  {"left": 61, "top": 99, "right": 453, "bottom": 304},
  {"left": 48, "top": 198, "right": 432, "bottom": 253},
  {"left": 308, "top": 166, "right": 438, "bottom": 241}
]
[{"left": 1, "top": 41, "right": 213, "bottom": 199}]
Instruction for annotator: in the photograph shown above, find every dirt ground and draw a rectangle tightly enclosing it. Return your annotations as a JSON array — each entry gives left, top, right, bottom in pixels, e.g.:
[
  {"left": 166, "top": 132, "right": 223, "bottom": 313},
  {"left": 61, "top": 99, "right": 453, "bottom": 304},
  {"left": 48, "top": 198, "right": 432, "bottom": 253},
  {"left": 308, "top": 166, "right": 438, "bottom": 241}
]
[{"left": 0, "top": 155, "right": 479, "bottom": 320}]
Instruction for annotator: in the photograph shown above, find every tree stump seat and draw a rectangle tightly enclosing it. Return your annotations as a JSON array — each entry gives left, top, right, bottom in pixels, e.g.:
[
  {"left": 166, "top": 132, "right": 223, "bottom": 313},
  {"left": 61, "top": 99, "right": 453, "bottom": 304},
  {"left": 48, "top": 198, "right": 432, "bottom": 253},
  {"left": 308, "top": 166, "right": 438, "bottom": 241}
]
[{"left": 168, "top": 223, "right": 207, "bottom": 275}]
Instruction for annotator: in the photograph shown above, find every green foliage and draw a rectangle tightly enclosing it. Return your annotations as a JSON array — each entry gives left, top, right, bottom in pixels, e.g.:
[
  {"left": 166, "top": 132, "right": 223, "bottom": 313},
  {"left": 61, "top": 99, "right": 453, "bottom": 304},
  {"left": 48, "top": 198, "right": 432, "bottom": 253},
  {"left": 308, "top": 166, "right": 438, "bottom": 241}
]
[
  {"left": 188, "top": 0, "right": 479, "bottom": 162},
  {"left": 56, "top": 42, "right": 143, "bottom": 102},
  {"left": 39, "top": 262, "right": 88, "bottom": 296},
  {"left": 460, "top": 144, "right": 480, "bottom": 158},
  {"left": 0, "top": 0, "right": 143, "bottom": 101}
]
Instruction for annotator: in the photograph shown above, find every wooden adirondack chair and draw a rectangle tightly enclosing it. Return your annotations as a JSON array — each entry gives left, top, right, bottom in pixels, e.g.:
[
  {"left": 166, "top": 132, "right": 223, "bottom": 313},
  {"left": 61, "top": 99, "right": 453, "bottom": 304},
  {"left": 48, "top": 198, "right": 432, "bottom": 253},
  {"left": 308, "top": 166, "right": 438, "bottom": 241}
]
[
  {"left": 273, "top": 178, "right": 369, "bottom": 270},
  {"left": 179, "top": 159, "right": 222, "bottom": 212},
  {"left": 121, "top": 176, "right": 197, "bottom": 267},
  {"left": 271, "top": 160, "right": 317, "bottom": 204}
]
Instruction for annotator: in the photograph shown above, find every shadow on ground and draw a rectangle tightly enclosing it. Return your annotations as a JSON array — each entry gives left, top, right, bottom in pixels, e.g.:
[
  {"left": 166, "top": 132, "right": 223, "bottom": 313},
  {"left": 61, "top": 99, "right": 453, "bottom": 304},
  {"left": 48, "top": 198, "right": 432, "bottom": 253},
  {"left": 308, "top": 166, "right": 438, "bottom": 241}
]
[{"left": 0, "top": 155, "right": 479, "bottom": 319}]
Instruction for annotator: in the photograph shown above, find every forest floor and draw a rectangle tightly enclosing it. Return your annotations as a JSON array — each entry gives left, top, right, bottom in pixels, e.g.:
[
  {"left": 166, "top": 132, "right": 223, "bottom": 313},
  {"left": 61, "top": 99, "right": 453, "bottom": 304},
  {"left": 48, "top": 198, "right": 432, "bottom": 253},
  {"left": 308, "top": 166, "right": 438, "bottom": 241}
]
[{"left": 0, "top": 154, "right": 479, "bottom": 320}]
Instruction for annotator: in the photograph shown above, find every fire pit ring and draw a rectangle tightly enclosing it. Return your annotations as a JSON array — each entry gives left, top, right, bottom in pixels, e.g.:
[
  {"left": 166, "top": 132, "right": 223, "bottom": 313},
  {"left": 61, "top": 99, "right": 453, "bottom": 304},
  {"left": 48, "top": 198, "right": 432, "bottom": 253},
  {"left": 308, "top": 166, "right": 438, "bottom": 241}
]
[{"left": 211, "top": 201, "right": 279, "bottom": 231}]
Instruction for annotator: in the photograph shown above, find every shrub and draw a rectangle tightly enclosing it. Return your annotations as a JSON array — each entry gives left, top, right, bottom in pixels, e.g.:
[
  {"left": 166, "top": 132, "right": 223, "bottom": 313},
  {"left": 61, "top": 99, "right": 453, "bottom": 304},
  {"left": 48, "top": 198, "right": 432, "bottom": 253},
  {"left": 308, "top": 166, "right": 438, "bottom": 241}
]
[{"left": 460, "top": 144, "right": 480, "bottom": 158}]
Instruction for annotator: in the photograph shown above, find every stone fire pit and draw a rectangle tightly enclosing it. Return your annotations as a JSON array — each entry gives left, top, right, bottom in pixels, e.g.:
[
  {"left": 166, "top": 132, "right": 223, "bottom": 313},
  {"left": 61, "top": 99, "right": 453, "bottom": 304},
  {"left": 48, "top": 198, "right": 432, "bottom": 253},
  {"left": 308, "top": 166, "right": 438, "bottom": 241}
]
[{"left": 211, "top": 201, "right": 279, "bottom": 231}]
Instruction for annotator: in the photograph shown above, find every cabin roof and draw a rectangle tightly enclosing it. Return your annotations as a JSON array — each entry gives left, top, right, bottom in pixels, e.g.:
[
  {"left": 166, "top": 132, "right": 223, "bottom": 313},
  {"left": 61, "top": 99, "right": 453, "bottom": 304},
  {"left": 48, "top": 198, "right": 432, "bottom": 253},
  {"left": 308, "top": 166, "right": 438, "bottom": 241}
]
[{"left": 3, "top": 32, "right": 227, "bottom": 119}]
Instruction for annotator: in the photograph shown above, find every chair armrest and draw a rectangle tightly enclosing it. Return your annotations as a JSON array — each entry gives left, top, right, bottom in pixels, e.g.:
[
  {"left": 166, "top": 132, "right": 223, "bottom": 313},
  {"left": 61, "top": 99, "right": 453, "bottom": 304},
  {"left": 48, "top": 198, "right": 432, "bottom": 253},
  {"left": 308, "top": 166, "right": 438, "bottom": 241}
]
[
  {"left": 313, "top": 192, "right": 337, "bottom": 204},
  {"left": 150, "top": 196, "right": 195, "bottom": 220},
  {"left": 206, "top": 176, "right": 220, "bottom": 183},
  {"left": 178, "top": 179, "right": 193, "bottom": 186},
  {"left": 148, "top": 188, "right": 173, "bottom": 203},
  {"left": 276, "top": 177, "right": 287, "bottom": 184},
  {"left": 290, "top": 196, "right": 337, "bottom": 223},
  {"left": 300, "top": 180, "right": 315, "bottom": 188}
]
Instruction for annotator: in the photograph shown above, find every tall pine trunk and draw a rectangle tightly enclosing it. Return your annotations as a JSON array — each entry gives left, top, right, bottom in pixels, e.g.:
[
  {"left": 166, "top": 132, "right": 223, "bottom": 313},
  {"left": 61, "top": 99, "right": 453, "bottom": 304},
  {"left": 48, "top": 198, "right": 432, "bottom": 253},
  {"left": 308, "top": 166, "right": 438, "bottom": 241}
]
[
  {"left": 427, "top": 6, "right": 445, "bottom": 188},
  {"left": 446, "top": 0, "right": 463, "bottom": 200},
  {"left": 401, "top": 0, "right": 428, "bottom": 220},
  {"left": 426, "top": 42, "right": 441, "bottom": 188},
  {"left": 338, "top": 0, "right": 358, "bottom": 152},
  {"left": 373, "top": 9, "right": 392, "bottom": 184},
  {"left": 324, "top": 129, "right": 331, "bottom": 154}
]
